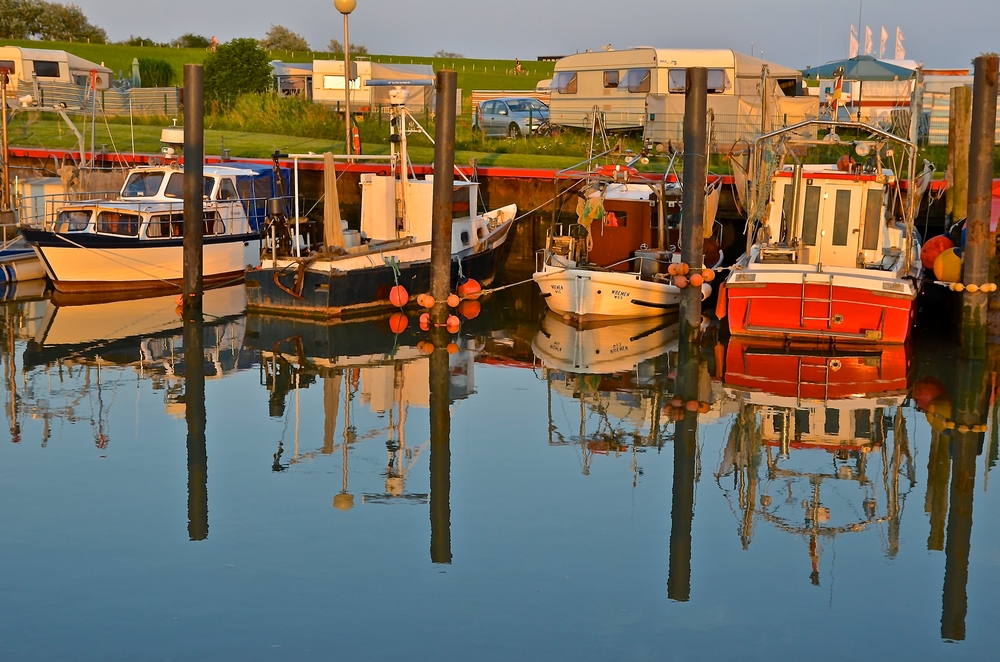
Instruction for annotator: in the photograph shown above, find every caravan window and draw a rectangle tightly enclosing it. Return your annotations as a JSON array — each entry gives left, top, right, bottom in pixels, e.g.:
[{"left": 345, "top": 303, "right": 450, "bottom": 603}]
[
  {"left": 0, "top": 60, "right": 15, "bottom": 74},
  {"left": 667, "top": 68, "right": 731, "bottom": 94},
  {"left": 603, "top": 70, "right": 620, "bottom": 88},
  {"left": 33, "top": 60, "right": 60, "bottom": 78},
  {"left": 552, "top": 71, "right": 578, "bottom": 94},
  {"left": 619, "top": 69, "right": 650, "bottom": 94}
]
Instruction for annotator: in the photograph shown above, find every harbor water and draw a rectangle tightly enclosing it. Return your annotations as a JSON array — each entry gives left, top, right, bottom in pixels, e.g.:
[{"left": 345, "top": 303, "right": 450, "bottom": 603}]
[{"left": 1, "top": 282, "right": 998, "bottom": 660}]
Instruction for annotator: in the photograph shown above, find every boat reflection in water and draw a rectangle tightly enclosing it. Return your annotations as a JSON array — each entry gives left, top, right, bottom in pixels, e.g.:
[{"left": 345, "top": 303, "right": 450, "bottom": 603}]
[
  {"left": 718, "top": 339, "right": 915, "bottom": 583},
  {"left": 531, "top": 312, "right": 681, "bottom": 477}
]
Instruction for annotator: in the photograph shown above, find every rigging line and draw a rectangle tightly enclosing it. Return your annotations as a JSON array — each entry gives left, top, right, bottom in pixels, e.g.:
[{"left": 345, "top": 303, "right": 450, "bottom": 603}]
[
  {"left": 51, "top": 233, "right": 183, "bottom": 289},
  {"left": 99, "top": 107, "right": 128, "bottom": 170}
]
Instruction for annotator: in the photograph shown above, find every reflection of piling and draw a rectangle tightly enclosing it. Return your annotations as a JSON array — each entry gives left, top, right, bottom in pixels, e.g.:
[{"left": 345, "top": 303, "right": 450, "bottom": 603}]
[
  {"left": 960, "top": 55, "right": 999, "bottom": 356},
  {"left": 668, "top": 336, "right": 701, "bottom": 601},
  {"left": 323, "top": 371, "right": 342, "bottom": 455},
  {"left": 430, "top": 70, "right": 457, "bottom": 326},
  {"left": 925, "top": 428, "right": 951, "bottom": 551},
  {"left": 183, "top": 64, "right": 205, "bottom": 309},
  {"left": 429, "top": 327, "right": 452, "bottom": 564},
  {"left": 945, "top": 86, "right": 971, "bottom": 224},
  {"left": 680, "top": 67, "right": 707, "bottom": 342},
  {"left": 183, "top": 311, "right": 208, "bottom": 541},
  {"left": 941, "top": 357, "right": 988, "bottom": 640}
]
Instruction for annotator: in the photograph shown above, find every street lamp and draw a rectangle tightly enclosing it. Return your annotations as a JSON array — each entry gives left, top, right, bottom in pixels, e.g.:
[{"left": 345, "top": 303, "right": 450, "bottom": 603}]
[{"left": 334, "top": 0, "right": 357, "bottom": 157}]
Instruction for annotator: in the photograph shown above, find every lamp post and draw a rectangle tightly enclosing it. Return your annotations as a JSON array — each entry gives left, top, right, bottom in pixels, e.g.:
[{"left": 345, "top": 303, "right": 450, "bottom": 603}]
[{"left": 334, "top": 0, "right": 357, "bottom": 157}]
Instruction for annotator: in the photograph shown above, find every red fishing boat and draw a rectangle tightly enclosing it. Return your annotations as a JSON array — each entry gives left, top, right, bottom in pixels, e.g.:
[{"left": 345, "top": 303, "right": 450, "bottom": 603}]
[{"left": 720, "top": 120, "right": 923, "bottom": 344}]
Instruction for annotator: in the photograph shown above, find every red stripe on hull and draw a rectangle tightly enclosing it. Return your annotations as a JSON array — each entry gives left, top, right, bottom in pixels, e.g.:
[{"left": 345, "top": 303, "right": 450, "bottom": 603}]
[{"left": 726, "top": 281, "right": 916, "bottom": 344}]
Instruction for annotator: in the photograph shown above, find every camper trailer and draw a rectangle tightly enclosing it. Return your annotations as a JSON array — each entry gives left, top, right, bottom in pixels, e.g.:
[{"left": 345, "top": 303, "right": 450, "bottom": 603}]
[
  {"left": 311, "top": 60, "right": 436, "bottom": 111},
  {"left": 547, "top": 48, "right": 813, "bottom": 135},
  {"left": 0, "top": 46, "right": 112, "bottom": 93}
]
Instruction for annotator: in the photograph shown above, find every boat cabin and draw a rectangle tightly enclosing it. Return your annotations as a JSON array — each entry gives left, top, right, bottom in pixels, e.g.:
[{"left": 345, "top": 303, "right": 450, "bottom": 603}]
[{"left": 757, "top": 164, "right": 905, "bottom": 271}]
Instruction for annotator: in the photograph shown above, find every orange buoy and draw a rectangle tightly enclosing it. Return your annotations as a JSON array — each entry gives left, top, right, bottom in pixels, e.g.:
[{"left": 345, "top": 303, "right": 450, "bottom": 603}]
[
  {"left": 175, "top": 305, "right": 184, "bottom": 317},
  {"left": 415, "top": 293, "right": 427, "bottom": 307},
  {"left": 698, "top": 401, "right": 711, "bottom": 414},
  {"left": 920, "top": 234, "right": 955, "bottom": 270},
  {"left": 674, "top": 275, "right": 688, "bottom": 289},
  {"left": 446, "top": 342, "right": 459, "bottom": 354},
  {"left": 446, "top": 315, "right": 460, "bottom": 332},
  {"left": 685, "top": 399, "right": 699, "bottom": 412},
  {"left": 417, "top": 340, "right": 434, "bottom": 354},
  {"left": 678, "top": 262, "right": 690, "bottom": 276},
  {"left": 388, "top": 312, "right": 408, "bottom": 334},
  {"left": 389, "top": 284, "right": 409, "bottom": 308},
  {"left": 419, "top": 312, "right": 431, "bottom": 331},
  {"left": 933, "top": 247, "right": 962, "bottom": 283},
  {"left": 447, "top": 294, "right": 460, "bottom": 308},
  {"left": 457, "top": 299, "right": 481, "bottom": 320},
  {"left": 667, "top": 263, "right": 679, "bottom": 277},
  {"left": 422, "top": 294, "right": 436, "bottom": 308},
  {"left": 457, "top": 278, "right": 482, "bottom": 298},
  {"left": 690, "top": 273, "right": 704, "bottom": 287},
  {"left": 702, "top": 269, "right": 715, "bottom": 282},
  {"left": 175, "top": 295, "right": 184, "bottom": 306},
  {"left": 671, "top": 396, "right": 684, "bottom": 408}
]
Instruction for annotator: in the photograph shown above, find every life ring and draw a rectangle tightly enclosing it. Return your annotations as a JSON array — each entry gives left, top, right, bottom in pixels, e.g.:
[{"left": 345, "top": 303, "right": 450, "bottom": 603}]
[{"left": 352, "top": 125, "right": 361, "bottom": 154}]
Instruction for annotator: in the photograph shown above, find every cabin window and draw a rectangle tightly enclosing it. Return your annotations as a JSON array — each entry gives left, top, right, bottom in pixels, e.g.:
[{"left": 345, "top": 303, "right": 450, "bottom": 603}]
[
  {"left": 164, "top": 173, "right": 214, "bottom": 199},
  {"left": 54, "top": 210, "right": 92, "bottom": 232},
  {"left": 801, "top": 186, "right": 821, "bottom": 245},
  {"left": 824, "top": 408, "right": 840, "bottom": 435},
  {"left": 33, "top": 60, "right": 60, "bottom": 78},
  {"left": 667, "top": 68, "right": 731, "bottom": 94},
  {"left": 781, "top": 184, "right": 794, "bottom": 235},
  {"left": 146, "top": 213, "right": 184, "bottom": 238},
  {"left": 553, "top": 71, "right": 578, "bottom": 94},
  {"left": 217, "top": 179, "right": 239, "bottom": 201},
  {"left": 97, "top": 211, "right": 139, "bottom": 237},
  {"left": 855, "top": 409, "right": 872, "bottom": 439},
  {"left": 861, "top": 189, "right": 883, "bottom": 251},
  {"left": 123, "top": 171, "right": 164, "bottom": 197},
  {"left": 0, "top": 60, "right": 15, "bottom": 75},
  {"left": 794, "top": 409, "right": 810, "bottom": 438},
  {"left": 831, "top": 189, "right": 852, "bottom": 246},
  {"left": 603, "top": 70, "right": 620, "bottom": 88},
  {"left": 204, "top": 211, "right": 225, "bottom": 236},
  {"left": 619, "top": 69, "right": 650, "bottom": 94}
]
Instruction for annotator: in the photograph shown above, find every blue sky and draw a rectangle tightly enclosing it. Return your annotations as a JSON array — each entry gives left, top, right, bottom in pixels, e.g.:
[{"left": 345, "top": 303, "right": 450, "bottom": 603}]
[{"left": 78, "top": 0, "right": 996, "bottom": 70}]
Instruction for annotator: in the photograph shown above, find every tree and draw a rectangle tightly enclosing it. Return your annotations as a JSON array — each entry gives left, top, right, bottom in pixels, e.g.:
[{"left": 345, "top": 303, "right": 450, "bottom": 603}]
[
  {"left": 327, "top": 38, "right": 368, "bottom": 55},
  {"left": 171, "top": 33, "right": 211, "bottom": 49},
  {"left": 120, "top": 35, "right": 164, "bottom": 47},
  {"left": 204, "top": 38, "right": 272, "bottom": 107},
  {"left": 434, "top": 50, "right": 463, "bottom": 58},
  {"left": 260, "top": 24, "right": 310, "bottom": 52},
  {"left": 0, "top": 0, "right": 106, "bottom": 42},
  {"left": 0, "top": 0, "right": 40, "bottom": 39}
]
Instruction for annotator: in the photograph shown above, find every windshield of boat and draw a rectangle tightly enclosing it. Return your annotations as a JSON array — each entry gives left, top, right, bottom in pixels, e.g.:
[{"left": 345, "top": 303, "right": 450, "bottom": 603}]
[
  {"left": 163, "top": 172, "right": 215, "bottom": 199},
  {"left": 122, "top": 172, "right": 164, "bottom": 197}
]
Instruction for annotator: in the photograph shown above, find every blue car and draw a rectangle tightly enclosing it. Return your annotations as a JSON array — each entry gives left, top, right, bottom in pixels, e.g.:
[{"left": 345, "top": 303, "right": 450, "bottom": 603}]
[{"left": 476, "top": 97, "right": 549, "bottom": 138}]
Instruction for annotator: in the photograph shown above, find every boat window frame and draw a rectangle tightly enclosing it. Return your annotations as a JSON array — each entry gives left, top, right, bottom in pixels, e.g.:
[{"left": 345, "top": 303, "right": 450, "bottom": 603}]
[
  {"left": 217, "top": 178, "right": 239, "bottom": 201},
  {"left": 831, "top": 189, "right": 853, "bottom": 246},
  {"left": 122, "top": 171, "right": 165, "bottom": 198},
  {"left": 54, "top": 209, "right": 93, "bottom": 233},
  {"left": 96, "top": 210, "right": 140, "bottom": 237},
  {"left": 800, "top": 185, "right": 822, "bottom": 246},
  {"left": 861, "top": 188, "right": 883, "bottom": 252},
  {"left": 163, "top": 172, "right": 215, "bottom": 199},
  {"left": 145, "top": 212, "right": 185, "bottom": 239}
]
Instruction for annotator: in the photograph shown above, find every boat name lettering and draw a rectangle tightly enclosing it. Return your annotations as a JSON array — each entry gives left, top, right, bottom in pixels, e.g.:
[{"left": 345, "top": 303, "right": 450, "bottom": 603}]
[
  {"left": 611, "top": 289, "right": 629, "bottom": 299},
  {"left": 609, "top": 343, "right": 629, "bottom": 354}
]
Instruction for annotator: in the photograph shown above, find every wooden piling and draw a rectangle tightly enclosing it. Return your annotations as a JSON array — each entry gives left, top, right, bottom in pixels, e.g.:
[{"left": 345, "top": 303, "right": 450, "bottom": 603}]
[
  {"left": 183, "top": 64, "right": 204, "bottom": 309},
  {"left": 183, "top": 311, "right": 208, "bottom": 541},
  {"left": 946, "top": 86, "right": 971, "bottom": 223},
  {"left": 667, "top": 336, "right": 701, "bottom": 602},
  {"left": 680, "top": 67, "right": 708, "bottom": 342},
  {"left": 430, "top": 70, "right": 458, "bottom": 324},
  {"left": 429, "top": 327, "right": 452, "bottom": 564},
  {"left": 960, "top": 55, "right": 999, "bottom": 357}
]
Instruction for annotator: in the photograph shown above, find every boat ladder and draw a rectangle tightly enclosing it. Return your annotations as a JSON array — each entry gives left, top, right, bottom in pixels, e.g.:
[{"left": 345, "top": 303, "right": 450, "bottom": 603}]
[
  {"left": 800, "top": 273, "right": 834, "bottom": 329},
  {"left": 796, "top": 356, "right": 831, "bottom": 404}
]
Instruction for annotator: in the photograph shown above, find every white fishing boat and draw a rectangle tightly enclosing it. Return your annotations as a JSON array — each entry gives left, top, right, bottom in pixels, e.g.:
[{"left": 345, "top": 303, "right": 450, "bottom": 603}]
[
  {"left": 533, "top": 157, "right": 719, "bottom": 322},
  {"left": 0, "top": 235, "right": 46, "bottom": 284},
  {"left": 720, "top": 119, "right": 923, "bottom": 344},
  {"left": 19, "top": 162, "right": 272, "bottom": 293},
  {"left": 246, "top": 85, "right": 517, "bottom": 318}
]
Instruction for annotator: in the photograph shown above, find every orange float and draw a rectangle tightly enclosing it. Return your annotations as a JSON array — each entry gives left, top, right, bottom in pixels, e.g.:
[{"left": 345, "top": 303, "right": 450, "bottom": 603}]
[
  {"left": 388, "top": 312, "right": 408, "bottom": 334},
  {"left": 389, "top": 285, "right": 409, "bottom": 308},
  {"left": 457, "top": 278, "right": 482, "bottom": 298},
  {"left": 457, "top": 299, "right": 481, "bottom": 320}
]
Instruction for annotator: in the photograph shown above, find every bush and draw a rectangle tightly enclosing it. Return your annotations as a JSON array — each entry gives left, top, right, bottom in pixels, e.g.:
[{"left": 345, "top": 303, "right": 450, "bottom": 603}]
[
  {"left": 207, "top": 92, "right": 342, "bottom": 140},
  {"left": 204, "top": 38, "right": 272, "bottom": 107},
  {"left": 171, "top": 33, "right": 211, "bottom": 49},
  {"left": 136, "top": 58, "right": 174, "bottom": 87},
  {"left": 261, "top": 24, "right": 309, "bottom": 52}
]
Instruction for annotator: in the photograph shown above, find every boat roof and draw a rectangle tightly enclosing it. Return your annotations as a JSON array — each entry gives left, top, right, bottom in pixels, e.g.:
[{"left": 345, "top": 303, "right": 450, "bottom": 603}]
[{"left": 126, "top": 164, "right": 268, "bottom": 178}]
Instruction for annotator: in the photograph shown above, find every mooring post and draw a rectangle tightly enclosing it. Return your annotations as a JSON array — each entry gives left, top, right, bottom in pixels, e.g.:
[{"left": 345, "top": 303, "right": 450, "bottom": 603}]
[
  {"left": 960, "top": 55, "right": 999, "bottom": 357},
  {"left": 430, "top": 70, "right": 457, "bottom": 325},
  {"left": 680, "top": 67, "right": 708, "bottom": 343},
  {"left": 946, "top": 86, "right": 971, "bottom": 224},
  {"left": 183, "top": 312, "right": 208, "bottom": 541},
  {"left": 429, "top": 326, "right": 453, "bottom": 564},
  {"left": 667, "top": 335, "right": 701, "bottom": 602},
  {"left": 183, "top": 64, "right": 204, "bottom": 310}
]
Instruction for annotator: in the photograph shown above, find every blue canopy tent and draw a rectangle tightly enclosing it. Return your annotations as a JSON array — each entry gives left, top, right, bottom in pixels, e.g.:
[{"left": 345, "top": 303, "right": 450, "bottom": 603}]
[
  {"left": 802, "top": 56, "right": 914, "bottom": 82},
  {"left": 230, "top": 162, "right": 291, "bottom": 232}
]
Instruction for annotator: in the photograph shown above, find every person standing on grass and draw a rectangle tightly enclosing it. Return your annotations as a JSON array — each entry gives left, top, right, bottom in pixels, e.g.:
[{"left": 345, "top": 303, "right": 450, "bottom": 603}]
[{"left": 514, "top": 58, "right": 522, "bottom": 75}]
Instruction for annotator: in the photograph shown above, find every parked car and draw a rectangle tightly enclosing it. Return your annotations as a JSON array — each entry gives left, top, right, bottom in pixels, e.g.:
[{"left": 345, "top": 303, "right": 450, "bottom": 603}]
[{"left": 476, "top": 97, "right": 549, "bottom": 138}]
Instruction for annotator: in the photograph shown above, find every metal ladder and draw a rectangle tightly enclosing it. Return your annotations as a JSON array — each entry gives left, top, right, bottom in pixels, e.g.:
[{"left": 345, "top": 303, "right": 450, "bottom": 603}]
[
  {"left": 800, "top": 273, "right": 834, "bottom": 329},
  {"left": 796, "top": 356, "right": 831, "bottom": 404}
]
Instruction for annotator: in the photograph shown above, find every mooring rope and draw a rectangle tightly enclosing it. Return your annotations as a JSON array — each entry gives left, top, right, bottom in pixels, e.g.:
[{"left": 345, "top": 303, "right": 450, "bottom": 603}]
[{"left": 52, "top": 232, "right": 183, "bottom": 289}]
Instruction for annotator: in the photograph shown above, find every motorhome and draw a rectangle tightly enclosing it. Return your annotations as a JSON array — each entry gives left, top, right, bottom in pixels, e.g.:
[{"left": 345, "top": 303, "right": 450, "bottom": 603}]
[
  {"left": 311, "top": 59, "right": 436, "bottom": 111},
  {"left": 547, "top": 48, "right": 815, "bottom": 138},
  {"left": 0, "top": 46, "right": 112, "bottom": 93}
]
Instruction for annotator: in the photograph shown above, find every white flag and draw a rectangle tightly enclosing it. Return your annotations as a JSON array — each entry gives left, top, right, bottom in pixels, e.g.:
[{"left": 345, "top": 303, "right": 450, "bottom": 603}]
[
  {"left": 895, "top": 27, "right": 905, "bottom": 60},
  {"left": 865, "top": 26, "right": 873, "bottom": 55},
  {"left": 880, "top": 26, "right": 888, "bottom": 59},
  {"left": 849, "top": 25, "right": 859, "bottom": 58}
]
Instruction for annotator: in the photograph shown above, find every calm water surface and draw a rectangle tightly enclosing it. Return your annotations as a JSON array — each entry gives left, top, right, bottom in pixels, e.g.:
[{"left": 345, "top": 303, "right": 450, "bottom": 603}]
[{"left": 0, "top": 284, "right": 997, "bottom": 660}]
